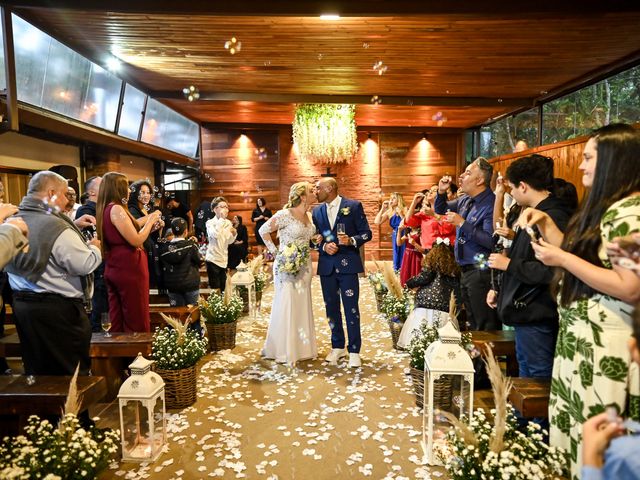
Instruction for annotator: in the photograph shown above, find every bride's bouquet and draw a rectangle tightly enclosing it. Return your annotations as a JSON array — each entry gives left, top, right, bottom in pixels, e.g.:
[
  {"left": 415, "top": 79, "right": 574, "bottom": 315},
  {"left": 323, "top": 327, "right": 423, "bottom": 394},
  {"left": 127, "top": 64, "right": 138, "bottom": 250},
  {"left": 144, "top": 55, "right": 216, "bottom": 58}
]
[{"left": 275, "top": 242, "right": 310, "bottom": 277}]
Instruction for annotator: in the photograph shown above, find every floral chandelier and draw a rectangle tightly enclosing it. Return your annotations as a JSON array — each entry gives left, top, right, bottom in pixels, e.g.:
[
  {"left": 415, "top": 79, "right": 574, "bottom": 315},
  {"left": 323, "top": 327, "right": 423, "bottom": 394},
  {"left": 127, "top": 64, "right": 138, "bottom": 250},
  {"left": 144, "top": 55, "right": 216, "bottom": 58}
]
[{"left": 292, "top": 104, "right": 358, "bottom": 164}]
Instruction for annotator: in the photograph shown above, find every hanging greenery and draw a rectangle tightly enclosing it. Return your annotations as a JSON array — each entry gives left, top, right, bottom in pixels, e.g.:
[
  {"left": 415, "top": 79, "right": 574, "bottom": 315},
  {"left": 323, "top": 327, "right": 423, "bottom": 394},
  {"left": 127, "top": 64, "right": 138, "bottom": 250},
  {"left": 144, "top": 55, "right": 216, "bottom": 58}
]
[{"left": 292, "top": 104, "right": 358, "bottom": 164}]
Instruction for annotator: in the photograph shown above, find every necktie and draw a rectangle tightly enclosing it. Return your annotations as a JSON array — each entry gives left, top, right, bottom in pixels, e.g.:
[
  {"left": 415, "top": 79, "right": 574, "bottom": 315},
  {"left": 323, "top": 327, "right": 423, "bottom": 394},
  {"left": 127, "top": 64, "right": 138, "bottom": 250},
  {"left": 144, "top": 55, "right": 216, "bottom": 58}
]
[{"left": 328, "top": 204, "right": 335, "bottom": 229}]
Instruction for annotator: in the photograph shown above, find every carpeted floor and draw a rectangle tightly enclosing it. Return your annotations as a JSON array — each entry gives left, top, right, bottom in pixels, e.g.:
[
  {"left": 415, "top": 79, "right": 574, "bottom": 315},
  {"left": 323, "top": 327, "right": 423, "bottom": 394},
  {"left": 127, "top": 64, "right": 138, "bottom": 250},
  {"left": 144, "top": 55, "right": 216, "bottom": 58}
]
[{"left": 95, "top": 271, "right": 492, "bottom": 479}]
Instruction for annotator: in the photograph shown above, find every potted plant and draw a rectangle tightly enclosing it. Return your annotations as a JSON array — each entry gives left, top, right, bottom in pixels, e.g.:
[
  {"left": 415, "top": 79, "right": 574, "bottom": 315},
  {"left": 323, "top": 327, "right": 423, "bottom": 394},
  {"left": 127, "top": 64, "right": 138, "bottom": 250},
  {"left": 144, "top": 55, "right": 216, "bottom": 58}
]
[
  {"left": 367, "top": 270, "right": 388, "bottom": 312},
  {"left": 152, "top": 313, "right": 208, "bottom": 409},
  {"left": 199, "top": 280, "right": 244, "bottom": 351},
  {"left": 379, "top": 262, "right": 410, "bottom": 349},
  {"left": 0, "top": 371, "right": 119, "bottom": 478},
  {"left": 437, "top": 345, "right": 568, "bottom": 478}
]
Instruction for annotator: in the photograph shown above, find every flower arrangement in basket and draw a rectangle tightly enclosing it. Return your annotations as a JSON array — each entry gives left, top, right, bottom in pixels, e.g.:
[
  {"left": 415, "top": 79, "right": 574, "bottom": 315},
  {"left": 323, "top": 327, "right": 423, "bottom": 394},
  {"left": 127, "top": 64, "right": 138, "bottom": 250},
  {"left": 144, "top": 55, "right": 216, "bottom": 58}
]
[
  {"left": 436, "top": 345, "right": 568, "bottom": 479},
  {"left": 275, "top": 242, "right": 310, "bottom": 277},
  {"left": 248, "top": 254, "right": 270, "bottom": 296},
  {"left": 0, "top": 369, "right": 119, "bottom": 479},
  {"left": 407, "top": 297, "right": 474, "bottom": 407},
  {"left": 367, "top": 269, "right": 388, "bottom": 311},
  {"left": 199, "top": 278, "right": 244, "bottom": 351},
  {"left": 152, "top": 314, "right": 208, "bottom": 408},
  {"left": 379, "top": 262, "right": 410, "bottom": 348}
]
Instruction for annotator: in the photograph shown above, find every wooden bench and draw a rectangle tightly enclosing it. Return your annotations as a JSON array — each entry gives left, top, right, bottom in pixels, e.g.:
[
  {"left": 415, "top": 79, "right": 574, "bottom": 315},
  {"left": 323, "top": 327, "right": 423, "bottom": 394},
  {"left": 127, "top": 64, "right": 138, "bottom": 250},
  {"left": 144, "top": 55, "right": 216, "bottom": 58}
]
[
  {"left": 470, "top": 330, "right": 518, "bottom": 377},
  {"left": 0, "top": 375, "right": 107, "bottom": 436},
  {"left": 0, "top": 332, "right": 154, "bottom": 401},
  {"left": 508, "top": 377, "right": 551, "bottom": 418}
]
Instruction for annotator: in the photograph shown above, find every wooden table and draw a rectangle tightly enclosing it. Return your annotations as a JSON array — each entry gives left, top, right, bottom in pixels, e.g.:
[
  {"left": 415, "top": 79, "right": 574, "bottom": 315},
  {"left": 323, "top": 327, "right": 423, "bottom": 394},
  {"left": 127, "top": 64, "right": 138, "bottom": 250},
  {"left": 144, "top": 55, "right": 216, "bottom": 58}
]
[
  {"left": 508, "top": 377, "right": 551, "bottom": 418},
  {"left": 90, "top": 332, "right": 153, "bottom": 400},
  {"left": 0, "top": 375, "right": 107, "bottom": 436},
  {"left": 470, "top": 330, "right": 518, "bottom": 377}
]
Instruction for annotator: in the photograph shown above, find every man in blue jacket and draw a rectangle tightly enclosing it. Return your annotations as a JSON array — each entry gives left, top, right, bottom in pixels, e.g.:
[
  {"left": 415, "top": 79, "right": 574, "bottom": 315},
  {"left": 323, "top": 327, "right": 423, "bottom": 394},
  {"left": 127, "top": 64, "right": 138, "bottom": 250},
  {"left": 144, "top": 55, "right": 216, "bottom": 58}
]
[{"left": 313, "top": 177, "right": 371, "bottom": 368}]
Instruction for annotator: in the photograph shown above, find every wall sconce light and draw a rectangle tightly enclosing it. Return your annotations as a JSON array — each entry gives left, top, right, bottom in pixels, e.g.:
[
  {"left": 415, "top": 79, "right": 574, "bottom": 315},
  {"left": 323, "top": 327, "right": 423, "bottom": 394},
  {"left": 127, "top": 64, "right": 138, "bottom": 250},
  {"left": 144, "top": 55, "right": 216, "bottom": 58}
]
[
  {"left": 368, "top": 132, "right": 372, "bottom": 140},
  {"left": 422, "top": 132, "right": 428, "bottom": 141}
]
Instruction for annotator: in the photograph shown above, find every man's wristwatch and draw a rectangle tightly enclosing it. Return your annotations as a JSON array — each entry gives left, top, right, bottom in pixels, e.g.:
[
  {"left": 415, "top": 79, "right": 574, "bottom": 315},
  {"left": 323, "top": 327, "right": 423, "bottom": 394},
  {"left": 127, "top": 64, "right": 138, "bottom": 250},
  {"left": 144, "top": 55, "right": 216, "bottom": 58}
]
[{"left": 349, "top": 237, "right": 357, "bottom": 247}]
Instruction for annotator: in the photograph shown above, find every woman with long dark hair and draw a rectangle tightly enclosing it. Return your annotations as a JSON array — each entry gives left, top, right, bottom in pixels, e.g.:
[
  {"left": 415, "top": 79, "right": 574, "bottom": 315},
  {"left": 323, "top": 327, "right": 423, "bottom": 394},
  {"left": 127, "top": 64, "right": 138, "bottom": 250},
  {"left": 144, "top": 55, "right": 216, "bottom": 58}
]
[
  {"left": 521, "top": 124, "right": 640, "bottom": 479},
  {"left": 228, "top": 215, "right": 249, "bottom": 269},
  {"left": 128, "top": 179, "right": 164, "bottom": 289},
  {"left": 97, "top": 172, "right": 162, "bottom": 332},
  {"left": 251, "top": 197, "right": 272, "bottom": 257}
]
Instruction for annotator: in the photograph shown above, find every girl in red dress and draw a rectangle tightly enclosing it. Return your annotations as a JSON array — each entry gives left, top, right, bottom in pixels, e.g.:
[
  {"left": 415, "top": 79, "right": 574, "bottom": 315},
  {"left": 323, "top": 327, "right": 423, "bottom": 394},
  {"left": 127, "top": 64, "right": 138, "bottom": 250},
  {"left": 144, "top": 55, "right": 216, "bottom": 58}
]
[{"left": 97, "top": 172, "right": 162, "bottom": 332}]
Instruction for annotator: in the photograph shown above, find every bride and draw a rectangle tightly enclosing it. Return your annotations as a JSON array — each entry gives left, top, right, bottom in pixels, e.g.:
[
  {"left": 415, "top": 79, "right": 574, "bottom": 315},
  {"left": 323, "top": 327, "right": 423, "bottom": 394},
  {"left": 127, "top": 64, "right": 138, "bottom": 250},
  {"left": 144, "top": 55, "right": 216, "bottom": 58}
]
[{"left": 258, "top": 182, "right": 318, "bottom": 365}]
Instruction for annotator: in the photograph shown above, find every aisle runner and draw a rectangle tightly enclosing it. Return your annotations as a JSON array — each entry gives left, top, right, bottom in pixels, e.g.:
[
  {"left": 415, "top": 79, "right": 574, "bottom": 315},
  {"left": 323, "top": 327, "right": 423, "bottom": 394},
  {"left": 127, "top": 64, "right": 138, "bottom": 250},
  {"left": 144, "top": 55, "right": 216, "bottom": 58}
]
[{"left": 107, "top": 277, "right": 444, "bottom": 479}]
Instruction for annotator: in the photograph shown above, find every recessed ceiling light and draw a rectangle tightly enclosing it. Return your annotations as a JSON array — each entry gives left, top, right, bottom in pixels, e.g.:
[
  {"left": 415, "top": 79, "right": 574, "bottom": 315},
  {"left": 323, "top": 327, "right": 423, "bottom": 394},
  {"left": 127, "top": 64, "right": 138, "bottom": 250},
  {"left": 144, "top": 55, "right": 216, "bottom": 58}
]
[
  {"left": 320, "top": 14, "right": 340, "bottom": 20},
  {"left": 106, "top": 57, "right": 121, "bottom": 72}
]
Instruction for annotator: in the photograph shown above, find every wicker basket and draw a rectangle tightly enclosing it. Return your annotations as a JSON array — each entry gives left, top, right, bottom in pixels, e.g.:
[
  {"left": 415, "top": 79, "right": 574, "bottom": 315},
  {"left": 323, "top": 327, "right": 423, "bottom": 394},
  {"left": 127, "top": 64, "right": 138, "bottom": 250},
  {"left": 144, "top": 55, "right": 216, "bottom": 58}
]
[
  {"left": 374, "top": 290, "right": 385, "bottom": 312},
  {"left": 409, "top": 366, "right": 452, "bottom": 410},
  {"left": 386, "top": 317, "right": 404, "bottom": 350},
  {"left": 155, "top": 364, "right": 198, "bottom": 409},
  {"left": 207, "top": 320, "right": 237, "bottom": 351}
]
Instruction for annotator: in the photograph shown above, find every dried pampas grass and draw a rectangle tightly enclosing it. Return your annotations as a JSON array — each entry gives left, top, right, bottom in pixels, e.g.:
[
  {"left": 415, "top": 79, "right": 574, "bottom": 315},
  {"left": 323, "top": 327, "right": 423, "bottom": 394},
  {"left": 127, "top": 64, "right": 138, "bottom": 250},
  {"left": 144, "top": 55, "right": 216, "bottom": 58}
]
[
  {"left": 161, "top": 313, "right": 191, "bottom": 345},
  {"left": 381, "top": 261, "right": 403, "bottom": 299},
  {"left": 59, "top": 364, "right": 82, "bottom": 430},
  {"left": 223, "top": 275, "right": 233, "bottom": 305},
  {"left": 484, "top": 343, "right": 513, "bottom": 453}
]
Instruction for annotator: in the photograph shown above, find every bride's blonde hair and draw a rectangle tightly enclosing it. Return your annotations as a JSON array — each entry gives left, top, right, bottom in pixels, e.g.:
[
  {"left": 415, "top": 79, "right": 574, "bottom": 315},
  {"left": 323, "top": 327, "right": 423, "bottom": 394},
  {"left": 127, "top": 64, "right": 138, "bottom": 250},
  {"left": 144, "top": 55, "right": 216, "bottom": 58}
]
[{"left": 284, "top": 182, "right": 310, "bottom": 209}]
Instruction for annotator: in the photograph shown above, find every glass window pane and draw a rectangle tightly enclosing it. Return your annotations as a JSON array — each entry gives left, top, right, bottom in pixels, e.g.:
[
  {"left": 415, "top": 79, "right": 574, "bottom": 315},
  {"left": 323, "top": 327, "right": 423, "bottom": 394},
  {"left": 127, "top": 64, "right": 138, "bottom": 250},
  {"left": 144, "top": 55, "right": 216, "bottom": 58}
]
[
  {"left": 141, "top": 98, "right": 199, "bottom": 157},
  {"left": 118, "top": 84, "right": 146, "bottom": 140},
  {"left": 13, "top": 14, "right": 50, "bottom": 107},
  {"left": 13, "top": 14, "right": 121, "bottom": 131},
  {"left": 480, "top": 108, "right": 539, "bottom": 158},
  {"left": 0, "top": 19, "right": 5, "bottom": 90},
  {"left": 543, "top": 65, "right": 640, "bottom": 144}
]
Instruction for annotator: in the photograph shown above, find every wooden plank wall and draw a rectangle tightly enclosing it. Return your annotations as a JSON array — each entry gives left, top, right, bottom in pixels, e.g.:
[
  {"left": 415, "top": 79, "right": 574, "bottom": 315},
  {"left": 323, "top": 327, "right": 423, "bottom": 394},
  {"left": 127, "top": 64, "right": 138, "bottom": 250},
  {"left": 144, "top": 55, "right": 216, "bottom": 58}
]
[
  {"left": 200, "top": 130, "right": 280, "bottom": 236},
  {"left": 201, "top": 127, "right": 461, "bottom": 260},
  {"left": 489, "top": 136, "right": 589, "bottom": 201}
]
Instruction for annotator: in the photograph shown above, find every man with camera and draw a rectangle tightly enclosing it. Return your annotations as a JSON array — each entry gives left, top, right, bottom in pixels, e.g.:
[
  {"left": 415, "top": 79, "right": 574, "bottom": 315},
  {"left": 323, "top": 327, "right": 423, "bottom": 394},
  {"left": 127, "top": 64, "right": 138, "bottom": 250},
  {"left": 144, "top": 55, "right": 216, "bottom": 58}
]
[
  {"left": 6, "top": 171, "right": 102, "bottom": 376},
  {"left": 486, "top": 155, "right": 574, "bottom": 385}
]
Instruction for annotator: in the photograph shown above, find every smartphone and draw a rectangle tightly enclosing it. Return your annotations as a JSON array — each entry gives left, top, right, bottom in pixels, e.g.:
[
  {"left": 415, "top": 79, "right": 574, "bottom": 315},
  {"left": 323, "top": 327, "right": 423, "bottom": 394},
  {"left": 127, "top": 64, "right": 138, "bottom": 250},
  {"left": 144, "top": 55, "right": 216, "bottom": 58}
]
[{"left": 526, "top": 224, "right": 542, "bottom": 241}]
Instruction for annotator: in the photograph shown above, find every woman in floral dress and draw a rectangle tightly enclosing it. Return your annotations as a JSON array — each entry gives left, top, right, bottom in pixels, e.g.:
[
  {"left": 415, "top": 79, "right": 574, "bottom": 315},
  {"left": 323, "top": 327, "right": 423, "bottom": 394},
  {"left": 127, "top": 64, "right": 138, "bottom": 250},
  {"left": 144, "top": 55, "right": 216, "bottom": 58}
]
[{"left": 521, "top": 124, "right": 640, "bottom": 479}]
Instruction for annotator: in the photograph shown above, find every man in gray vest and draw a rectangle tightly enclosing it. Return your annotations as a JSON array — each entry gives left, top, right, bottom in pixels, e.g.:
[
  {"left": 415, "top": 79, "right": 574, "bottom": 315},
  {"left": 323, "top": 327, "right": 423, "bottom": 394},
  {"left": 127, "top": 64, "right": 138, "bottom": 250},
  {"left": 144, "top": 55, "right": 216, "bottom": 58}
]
[{"left": 6, "top": 171, "right": 102, "bottom": 376}]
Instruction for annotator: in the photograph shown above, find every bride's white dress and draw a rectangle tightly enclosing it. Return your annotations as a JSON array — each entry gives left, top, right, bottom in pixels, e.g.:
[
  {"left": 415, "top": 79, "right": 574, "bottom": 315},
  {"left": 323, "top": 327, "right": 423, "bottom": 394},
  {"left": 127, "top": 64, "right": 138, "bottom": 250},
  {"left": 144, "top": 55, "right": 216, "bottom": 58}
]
[{"left": 259, "top": 209, "right": 317, "bottom": 364}]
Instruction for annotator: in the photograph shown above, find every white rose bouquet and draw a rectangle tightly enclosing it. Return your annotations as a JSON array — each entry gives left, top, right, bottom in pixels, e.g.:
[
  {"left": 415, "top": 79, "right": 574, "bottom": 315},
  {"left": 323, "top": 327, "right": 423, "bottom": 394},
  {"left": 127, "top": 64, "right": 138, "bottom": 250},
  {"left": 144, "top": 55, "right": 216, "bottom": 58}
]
[{"left": 275, "top": 242, "right": 310, "bottom": 277}]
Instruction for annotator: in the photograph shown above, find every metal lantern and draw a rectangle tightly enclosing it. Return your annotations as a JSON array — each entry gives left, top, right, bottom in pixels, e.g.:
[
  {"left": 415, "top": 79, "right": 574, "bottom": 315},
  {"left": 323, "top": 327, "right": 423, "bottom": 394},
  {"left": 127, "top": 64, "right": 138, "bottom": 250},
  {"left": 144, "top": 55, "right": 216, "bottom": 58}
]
[
  {"left": 118, "top": 353, "right": 166, "bottom": 462},
  {"left": 231, "top": 261, "right": 256, "bottom": 318},
  {"left": 422, "top": 321, "right": 475, "bottom": 465}
]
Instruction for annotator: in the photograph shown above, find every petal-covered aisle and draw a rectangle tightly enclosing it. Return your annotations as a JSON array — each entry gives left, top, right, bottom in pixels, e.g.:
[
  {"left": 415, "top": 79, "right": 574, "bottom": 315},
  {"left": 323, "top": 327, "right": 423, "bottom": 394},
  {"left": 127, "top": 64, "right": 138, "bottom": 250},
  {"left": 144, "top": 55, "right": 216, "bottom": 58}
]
[{"left": 101, "top": 275, "right": 445, "bottom": 479}]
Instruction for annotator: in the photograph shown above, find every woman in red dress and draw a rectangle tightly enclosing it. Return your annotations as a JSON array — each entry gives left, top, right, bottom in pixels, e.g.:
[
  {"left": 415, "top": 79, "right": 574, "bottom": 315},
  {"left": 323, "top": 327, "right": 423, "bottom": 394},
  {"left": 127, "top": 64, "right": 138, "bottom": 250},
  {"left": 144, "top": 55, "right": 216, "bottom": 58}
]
[
  {"left": 399, "top": 225, "right": 423, "bottom": 286},
  {"left": 405, "top": 187, "right": 456, "bottom": 251},
  {"left": 96, "top": 172, "right": 162, "bottom": 332}
]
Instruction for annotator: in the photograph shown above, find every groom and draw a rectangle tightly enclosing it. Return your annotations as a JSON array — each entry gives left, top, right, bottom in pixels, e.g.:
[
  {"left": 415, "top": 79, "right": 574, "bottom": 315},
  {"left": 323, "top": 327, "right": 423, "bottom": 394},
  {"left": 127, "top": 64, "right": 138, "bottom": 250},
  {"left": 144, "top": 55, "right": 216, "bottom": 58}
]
[{"left": 313, "top": 178, "right": 372, "bottom": 368}]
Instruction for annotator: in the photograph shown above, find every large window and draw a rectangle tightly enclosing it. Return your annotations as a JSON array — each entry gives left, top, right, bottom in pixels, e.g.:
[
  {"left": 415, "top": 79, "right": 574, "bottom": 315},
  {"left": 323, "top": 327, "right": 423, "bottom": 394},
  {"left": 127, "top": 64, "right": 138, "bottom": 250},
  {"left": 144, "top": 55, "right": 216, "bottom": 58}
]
[
  {"left": 8, "top": 14, "right": 200, "bottom": 159},
  {"left": 543, "top": 65, "right": 640, "bottom": 144},
  {"left": 141, "top": 99, "right": 199, "bottom": 158},
  {"left": 13, "top": 14, "right": 122, "bottom": 131}
]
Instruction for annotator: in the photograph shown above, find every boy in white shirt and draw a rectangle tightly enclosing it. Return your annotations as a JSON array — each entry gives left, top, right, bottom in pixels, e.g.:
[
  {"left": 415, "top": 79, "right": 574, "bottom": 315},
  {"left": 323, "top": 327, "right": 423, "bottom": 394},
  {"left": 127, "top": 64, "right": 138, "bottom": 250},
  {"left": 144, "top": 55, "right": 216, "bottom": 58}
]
[{"left": 205, "top": 197, "right": 236, "bottom": 292}]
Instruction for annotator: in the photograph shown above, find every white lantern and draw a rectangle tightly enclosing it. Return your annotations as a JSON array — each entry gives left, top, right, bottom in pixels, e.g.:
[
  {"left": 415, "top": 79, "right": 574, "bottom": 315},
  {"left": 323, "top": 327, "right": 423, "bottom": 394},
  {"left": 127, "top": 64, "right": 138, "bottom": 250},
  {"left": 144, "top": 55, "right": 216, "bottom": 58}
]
[
  {"left": 422, "top": 321, "right": 475, "bottom": 465},
  {"left": 231, "top": 261, "right": 256, "bottom": 318},
  {"left": 118, "top": 353, "right": 166, "bottom": 462}
]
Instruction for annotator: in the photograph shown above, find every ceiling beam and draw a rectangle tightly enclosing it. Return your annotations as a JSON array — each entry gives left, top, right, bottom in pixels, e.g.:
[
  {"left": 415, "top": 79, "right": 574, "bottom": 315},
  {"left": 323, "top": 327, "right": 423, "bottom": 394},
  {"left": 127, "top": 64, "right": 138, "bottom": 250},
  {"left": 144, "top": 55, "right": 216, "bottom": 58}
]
[
  {"left": 155, "top": 91, "right": 529, "bottom": 108},
  {"left": 8, "top": 1, "right": 640, "bottom": 15},
  {"left": 202, "top": 122, "right": 464, "bottom": 133}
]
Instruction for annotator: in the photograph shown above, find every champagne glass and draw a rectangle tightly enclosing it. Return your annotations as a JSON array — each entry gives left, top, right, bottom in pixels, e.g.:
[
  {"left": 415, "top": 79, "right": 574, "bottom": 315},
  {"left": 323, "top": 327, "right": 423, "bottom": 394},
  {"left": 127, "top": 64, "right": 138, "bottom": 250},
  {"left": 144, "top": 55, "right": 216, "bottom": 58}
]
[
  {"left": 101, "top": 313, "right": 112, "bottom": 338},
  {"left": 337, "top": 223, "right": 346, "bottom": 235}
]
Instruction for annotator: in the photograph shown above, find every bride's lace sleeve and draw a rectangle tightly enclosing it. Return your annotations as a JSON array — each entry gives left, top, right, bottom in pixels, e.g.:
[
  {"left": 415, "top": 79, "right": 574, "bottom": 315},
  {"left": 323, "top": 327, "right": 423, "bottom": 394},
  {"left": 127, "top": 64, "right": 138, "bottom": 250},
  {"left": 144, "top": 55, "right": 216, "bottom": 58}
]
[{"left": 258, "top": 210, "right": 281, "bottom": 255}]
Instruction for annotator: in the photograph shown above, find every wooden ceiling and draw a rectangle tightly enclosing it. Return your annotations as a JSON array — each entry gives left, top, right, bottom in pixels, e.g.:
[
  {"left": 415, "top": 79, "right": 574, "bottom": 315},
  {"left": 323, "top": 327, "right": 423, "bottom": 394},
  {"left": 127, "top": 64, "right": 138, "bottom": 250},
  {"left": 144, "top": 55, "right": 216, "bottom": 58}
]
[{"left": 9, "top": 1, "right": 640, "bottom": 130}]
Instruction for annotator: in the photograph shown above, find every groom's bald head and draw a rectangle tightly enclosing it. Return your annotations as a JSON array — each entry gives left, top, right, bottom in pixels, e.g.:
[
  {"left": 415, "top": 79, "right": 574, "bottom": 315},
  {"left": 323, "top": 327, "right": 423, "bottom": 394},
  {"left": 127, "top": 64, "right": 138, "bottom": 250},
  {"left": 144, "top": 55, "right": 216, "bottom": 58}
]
[{"left": 314, "top": 177, "right": 338, "bottom": 203}]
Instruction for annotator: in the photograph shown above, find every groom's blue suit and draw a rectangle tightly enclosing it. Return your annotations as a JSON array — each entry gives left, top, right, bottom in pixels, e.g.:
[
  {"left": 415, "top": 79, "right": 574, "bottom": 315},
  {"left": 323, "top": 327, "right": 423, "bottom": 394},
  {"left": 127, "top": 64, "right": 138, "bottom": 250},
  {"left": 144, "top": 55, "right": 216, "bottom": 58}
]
[{"left": 312, "top": 197, "right": 372, "bottom": 353}]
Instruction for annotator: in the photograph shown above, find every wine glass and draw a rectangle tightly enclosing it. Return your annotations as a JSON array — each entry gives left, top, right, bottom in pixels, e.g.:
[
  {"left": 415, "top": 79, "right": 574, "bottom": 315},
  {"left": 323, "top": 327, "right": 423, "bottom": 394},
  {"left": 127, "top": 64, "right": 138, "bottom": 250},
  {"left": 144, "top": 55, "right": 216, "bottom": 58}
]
[
  {"left": 101, "top": 313, "right": 112, "bottom": 338},
  {"left": 337, "top": 223, "right": 346, "bottom": 235}
]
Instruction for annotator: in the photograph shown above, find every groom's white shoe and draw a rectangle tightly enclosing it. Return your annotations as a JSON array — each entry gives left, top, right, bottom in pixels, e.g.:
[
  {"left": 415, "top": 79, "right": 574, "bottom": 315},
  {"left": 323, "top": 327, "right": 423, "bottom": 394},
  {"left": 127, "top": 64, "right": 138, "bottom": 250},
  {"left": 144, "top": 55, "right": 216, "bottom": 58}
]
[
  {"left": 348, "top": 353, "right": 362, "bottom": 368},
  {"left": 325, "top": 348, "right": 347, "bottom": 364}
]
